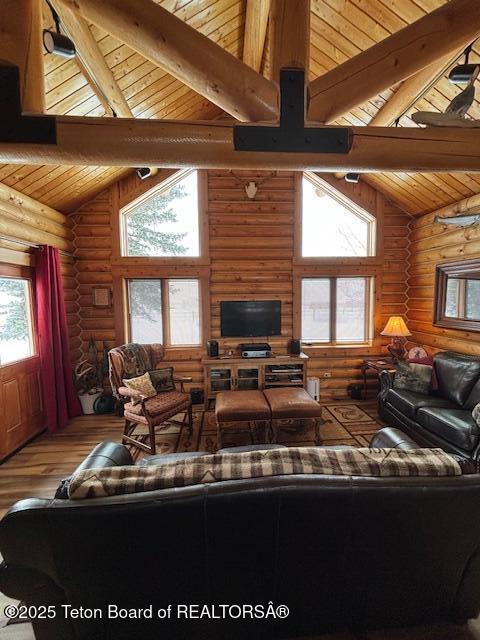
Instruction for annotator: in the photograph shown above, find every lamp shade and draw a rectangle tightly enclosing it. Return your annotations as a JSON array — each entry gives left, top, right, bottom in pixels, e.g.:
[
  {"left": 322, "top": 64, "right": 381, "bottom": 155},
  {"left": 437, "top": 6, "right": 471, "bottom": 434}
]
[{"left": 381, "top": 316, "right": 411, "bottom": 337}]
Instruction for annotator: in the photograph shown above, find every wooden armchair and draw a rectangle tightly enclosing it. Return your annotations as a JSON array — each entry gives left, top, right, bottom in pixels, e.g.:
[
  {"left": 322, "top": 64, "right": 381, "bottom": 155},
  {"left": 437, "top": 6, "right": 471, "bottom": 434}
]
[{"left": 108, "top": 343, "right": 193, "bottom": 455}]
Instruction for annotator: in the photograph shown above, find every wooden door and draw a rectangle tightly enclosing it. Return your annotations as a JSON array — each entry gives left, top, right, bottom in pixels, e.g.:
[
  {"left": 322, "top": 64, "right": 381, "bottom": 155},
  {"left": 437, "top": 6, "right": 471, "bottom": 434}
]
[{"left": 0, "top": 264, "right": 44, "bottom": 460}]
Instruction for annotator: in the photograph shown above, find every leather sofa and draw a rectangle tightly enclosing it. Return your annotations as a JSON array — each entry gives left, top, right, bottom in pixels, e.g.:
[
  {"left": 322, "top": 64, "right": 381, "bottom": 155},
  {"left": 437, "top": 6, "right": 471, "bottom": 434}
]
[
  {"left": 379, "top": 351, "right": 480, "bottom": 464},
  {"left": 2, "top": 437, "right": 480, "bottom": 639}
]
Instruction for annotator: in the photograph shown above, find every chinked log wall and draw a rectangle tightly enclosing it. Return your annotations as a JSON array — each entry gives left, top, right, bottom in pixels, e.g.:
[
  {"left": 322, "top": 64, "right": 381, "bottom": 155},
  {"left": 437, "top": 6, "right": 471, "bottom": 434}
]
[
  {"left": 407, "top": 211, "right": 480, "bottom": 357},
  {"left": 71, "top": 170, "right": 410, "bottom": 400}
]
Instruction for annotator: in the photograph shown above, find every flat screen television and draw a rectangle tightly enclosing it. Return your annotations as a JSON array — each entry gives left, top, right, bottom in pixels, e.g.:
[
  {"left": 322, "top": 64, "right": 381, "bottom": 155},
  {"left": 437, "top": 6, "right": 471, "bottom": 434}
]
[{"left": 220, "top": 300, "right": 281, "bottom": 337}]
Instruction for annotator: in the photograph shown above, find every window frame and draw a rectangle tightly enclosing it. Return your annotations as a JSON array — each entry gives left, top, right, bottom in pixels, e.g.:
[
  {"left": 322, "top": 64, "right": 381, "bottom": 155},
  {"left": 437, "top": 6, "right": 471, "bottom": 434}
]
[
  {"left": 434, "top": 258, "right": 480, "bottom": 332},
  {"left": 115, "top": 169, "right": 209, "bottom": 266},
  {"left": 0, "top": 264, "right": 37, "bottom": 368},
  {"left": 294, "top": 172, "right": 378, "bottom": 265},
  {"left": 114, "top": 266, "right": 210, "bottom": 350},
  {"left": 299, "top": 275, "right": 374, "bottom": 347}
]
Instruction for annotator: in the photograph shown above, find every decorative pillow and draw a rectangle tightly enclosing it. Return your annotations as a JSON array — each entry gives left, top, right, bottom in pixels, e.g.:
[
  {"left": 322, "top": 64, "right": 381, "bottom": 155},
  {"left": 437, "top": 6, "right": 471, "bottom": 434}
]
[
  {"left": 408, "top": 356, "right": 438, "bottom": 391},
  {"left": 123, "top": 372, "right": 157, "bottom": 404},
  {"left": 148, "top": 368, "right": 175, "bottom": 393},
  {"left": 472, "top": 403, "right": 480, "bottom": 428},
  {"left": 393, "top": 361, "right": 431, "bottom": 395}
]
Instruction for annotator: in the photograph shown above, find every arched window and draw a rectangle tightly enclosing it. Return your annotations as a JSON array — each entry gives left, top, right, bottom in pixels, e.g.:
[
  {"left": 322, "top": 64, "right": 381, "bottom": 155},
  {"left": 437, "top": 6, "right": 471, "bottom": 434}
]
[
  {"left": 121, "top": 169, "right": 199, "bottom": 257},
  {"left": 301, "top": 172, "right": 375, "bottom": 257}
]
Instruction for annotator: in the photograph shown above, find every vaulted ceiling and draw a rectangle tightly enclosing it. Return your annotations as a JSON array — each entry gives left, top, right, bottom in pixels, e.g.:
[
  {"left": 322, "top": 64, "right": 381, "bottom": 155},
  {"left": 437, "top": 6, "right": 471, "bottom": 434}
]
[{"left": 3, "top": 0, "right": 480, "bottom": 214}]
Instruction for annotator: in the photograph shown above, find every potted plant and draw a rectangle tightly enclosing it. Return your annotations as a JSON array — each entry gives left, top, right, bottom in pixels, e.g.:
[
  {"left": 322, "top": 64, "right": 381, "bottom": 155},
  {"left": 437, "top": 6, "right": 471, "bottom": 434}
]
[{"left": 74, "top": 338, "right": 109, "bottom": 414}]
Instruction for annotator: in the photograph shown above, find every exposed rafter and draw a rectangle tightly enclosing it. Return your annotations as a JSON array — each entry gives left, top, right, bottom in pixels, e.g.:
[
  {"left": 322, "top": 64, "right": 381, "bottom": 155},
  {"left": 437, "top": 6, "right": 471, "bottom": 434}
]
[
  {"left": 270, "top": 0, "right": 310, "bottom": 81},
  {"left": 243, "top": 0, "right": 270, "bottom": 73},
  {"left": 0, "top": 116, "right": 480, "bottom": 173},
  {"left": 57, "top": 0, "right": 278, "bottom": 123},
  {"left": 308, "top": 0, "right": 480, "bottom": 123},
  {"left": 50, "top": 0, "right": 131, "bottom": 118}
]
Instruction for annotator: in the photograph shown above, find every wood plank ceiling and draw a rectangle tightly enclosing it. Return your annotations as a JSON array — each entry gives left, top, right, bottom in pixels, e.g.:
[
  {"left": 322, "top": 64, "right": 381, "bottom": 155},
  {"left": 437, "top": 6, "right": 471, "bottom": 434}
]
[{"left": 2, "top": 0, "right": 480, "bottom": 214}]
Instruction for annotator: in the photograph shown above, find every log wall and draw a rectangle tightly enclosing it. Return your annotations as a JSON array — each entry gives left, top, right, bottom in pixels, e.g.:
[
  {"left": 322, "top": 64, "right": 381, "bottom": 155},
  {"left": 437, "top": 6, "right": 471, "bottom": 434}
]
[
  {"left": 71, "top": 170, "right": 410, "bottom": 400},
  {"left": 407, "top": 211, "right": 480, "bottom": 356}
]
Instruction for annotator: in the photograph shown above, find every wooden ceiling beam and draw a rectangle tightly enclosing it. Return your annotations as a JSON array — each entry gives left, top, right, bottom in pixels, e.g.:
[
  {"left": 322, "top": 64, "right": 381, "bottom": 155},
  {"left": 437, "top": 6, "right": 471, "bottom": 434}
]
[
  {"left": 57, "top": 0, "right": 278, "bottom": 122},
  {"left": 0, "top": 0, "right": 44, "bottom": 113},
  {"left": 50, "top": 0, "right": 131, "bottom": 118},
  {"left": 243, "top": 0, "right": 270, "bottom": 73},
  {"left": 270, "top": 0, "right": 310, "bottom": 82},
  {"left": 308, "top": 0, "right": 480, "bottom": 123},
  {"left": 1, "top": 117, "right": 480, "bottom": 173}
]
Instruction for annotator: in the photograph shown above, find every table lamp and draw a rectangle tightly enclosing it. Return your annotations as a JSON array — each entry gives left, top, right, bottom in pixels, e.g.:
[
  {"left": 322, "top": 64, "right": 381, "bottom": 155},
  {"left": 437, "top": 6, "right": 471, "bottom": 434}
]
[{"left": 381, "top": 316, "right": 411, "bottom": 361}]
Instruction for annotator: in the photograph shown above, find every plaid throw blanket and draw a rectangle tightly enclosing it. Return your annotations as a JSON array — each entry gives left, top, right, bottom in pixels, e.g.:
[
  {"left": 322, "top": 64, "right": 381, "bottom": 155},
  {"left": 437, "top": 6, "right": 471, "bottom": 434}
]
[{"left": 68, "top": 447, "right": 461, "bottom": 500}]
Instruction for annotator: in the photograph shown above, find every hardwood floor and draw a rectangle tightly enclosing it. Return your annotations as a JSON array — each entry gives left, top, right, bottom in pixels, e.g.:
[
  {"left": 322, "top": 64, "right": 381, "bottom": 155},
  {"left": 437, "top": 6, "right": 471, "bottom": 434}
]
[{"left": 0, "top": 414, "right": 123, "bottom": 517}]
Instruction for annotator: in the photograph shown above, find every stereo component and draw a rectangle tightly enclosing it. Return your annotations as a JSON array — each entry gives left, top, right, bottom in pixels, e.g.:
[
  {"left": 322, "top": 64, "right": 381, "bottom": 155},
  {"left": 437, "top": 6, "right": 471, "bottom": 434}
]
[
  {"left": 206, "top": 340, "right": 219, "bottom": 358},
  {"left": 240, "top": 343, "right": 272, "bottom": 358}
]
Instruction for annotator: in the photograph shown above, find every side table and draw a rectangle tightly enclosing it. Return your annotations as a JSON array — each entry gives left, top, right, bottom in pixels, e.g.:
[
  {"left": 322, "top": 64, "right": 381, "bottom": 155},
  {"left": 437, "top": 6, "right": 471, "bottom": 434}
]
[{"left": 361, "top": 358, "right": 396, "bottom": 399}]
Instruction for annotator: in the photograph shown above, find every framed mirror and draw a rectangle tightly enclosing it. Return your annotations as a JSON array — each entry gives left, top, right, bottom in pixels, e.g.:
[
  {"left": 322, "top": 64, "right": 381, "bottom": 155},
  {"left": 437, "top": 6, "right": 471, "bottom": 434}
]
[{"left": 434, "top": 258, "right": 480, "bottom": 332}]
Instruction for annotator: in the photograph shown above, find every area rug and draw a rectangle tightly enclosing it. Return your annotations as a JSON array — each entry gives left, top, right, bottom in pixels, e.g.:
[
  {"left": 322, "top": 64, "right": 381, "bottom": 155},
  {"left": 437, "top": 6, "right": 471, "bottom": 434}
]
[{"left": 128, "top": 403, "right": 383, "bottom": 461}]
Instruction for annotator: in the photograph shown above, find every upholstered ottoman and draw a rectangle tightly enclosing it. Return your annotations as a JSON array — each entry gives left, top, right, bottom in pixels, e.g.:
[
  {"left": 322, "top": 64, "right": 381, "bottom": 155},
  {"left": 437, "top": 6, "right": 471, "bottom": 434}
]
[
  {"left": 264, "top": 387, "right": 323, "bottom": 445},
  {"left": 215, "top": 390, "right": 271, "bottom": 448}
]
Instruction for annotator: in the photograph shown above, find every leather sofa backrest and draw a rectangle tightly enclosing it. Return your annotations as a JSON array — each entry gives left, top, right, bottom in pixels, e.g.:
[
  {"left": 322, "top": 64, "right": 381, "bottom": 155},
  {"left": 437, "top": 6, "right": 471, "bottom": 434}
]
[
  {"left": 434, "top": 351, "right": 480, "bottom": 406},
  {"left": 3, "top": 474, "right": 480, "bottom": 639}
]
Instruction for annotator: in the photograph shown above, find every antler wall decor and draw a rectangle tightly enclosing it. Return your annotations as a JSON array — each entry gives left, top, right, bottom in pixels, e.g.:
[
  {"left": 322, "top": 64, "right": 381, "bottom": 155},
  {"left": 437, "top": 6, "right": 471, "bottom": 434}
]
[{"left": 229, "top": 170, "right": 277, "bottom": 199}]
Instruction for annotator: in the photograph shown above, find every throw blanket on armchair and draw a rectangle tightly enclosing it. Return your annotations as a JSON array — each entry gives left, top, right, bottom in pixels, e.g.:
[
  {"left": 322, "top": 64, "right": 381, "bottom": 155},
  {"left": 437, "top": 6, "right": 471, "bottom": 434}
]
[{"left": 68, "top": 447, "right": 461, "bottom": 499}]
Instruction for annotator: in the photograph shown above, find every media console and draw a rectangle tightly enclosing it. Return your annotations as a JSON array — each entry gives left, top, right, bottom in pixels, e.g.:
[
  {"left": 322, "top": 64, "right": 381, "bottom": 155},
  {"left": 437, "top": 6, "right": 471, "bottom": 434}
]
[{"left": 202, "top": 353, "right": 308, "bottom": 409}]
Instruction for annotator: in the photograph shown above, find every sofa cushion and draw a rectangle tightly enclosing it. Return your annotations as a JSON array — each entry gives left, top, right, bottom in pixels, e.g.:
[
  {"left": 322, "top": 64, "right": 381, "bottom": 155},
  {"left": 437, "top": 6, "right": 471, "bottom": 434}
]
[
  {"left": 417, "top": 407, "right": 480, "bottom": 452},
  {"left": 434, "top": 352, "right": 480, "bottom": 407},
  {"left": 386, "top": 388, "right": 455, "bottom": 420},
  {"left": 465, "top": 378, "right": 480, "bottom": 410},
  {"left": 393, "top": 361, "right": 431, "bottom": 395}
]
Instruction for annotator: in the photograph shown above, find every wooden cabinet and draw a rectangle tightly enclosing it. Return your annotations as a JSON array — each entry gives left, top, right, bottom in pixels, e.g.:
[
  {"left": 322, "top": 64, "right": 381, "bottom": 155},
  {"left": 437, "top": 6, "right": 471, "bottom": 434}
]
[
  {"left": 203, "top": 354, "right": 308, "bottom": 408},
  {"left": 0, "top": 355, "right": 44, "bottom": 461}
]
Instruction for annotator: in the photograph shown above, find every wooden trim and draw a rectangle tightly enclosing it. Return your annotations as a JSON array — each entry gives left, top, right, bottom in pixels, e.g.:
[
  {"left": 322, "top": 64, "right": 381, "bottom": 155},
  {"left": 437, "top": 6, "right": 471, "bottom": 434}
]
[
  {"left": 0, "top": 247, "right": 34, "bottom": 267},
  {"left": 243, "top": 0, "right": 270, "bottom": 73},
  {"left": 434, "top": 258, "right": 480, "bottom": 332}
]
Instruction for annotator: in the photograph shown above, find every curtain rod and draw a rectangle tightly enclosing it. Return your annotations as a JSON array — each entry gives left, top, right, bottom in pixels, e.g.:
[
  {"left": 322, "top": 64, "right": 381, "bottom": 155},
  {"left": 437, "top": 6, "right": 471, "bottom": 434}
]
[{"left": 0, "top": 234, "right": 77, "bottom": 260}]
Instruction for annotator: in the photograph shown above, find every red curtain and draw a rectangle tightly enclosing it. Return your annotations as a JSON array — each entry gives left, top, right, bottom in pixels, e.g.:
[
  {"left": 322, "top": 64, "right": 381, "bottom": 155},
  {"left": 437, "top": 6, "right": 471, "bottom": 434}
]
[{"left": 36, "top": 246, "right": 81, "bottom": 432}]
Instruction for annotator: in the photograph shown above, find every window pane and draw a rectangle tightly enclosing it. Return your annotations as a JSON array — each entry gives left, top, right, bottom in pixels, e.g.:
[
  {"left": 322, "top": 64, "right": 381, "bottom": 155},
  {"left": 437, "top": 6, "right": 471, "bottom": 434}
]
[
  {"left": 168, "top": 279, "right": 201, "bottom": 345},
  {"left": 466, "top": 279, "right": 480, "bottom": 320},
  {"left": 445, "top": 278, "right": 460, "bottom": 317},
  {"left": 301, "top": 279, "right": 330, "bottom": 342},
  {"left": 0, "top": 278, "right": 34, "bottom": 365},
  {"left": 302, "top": 176, "right": 371, "bottom": 257},
  {"left": 125, "top": 171, "right": 199, "bottom": 257},
  {"left": 336, "top": 278, "right": 367, "bottom": 343},
  {"left": 128, "top": 280, "right": 163, "bottom": 343}
]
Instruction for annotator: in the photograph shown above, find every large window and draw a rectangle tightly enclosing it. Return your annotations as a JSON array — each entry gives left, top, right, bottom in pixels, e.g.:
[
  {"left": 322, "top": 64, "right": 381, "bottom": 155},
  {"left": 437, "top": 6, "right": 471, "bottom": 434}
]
[
  {"left": 122, "top": 170, "right": 200, "bottom": 257},
  {"left": 301, "top": 173, "right": 375, "bottom": 257},
  {"left": 301, "top": 277, "right": 373, "bottom": 345},
  {"left": 0, "top": 277, "right": 35, "bottom": 365},
  {"left": 127, "top": 278, "right": 201, "bottom": 346}
]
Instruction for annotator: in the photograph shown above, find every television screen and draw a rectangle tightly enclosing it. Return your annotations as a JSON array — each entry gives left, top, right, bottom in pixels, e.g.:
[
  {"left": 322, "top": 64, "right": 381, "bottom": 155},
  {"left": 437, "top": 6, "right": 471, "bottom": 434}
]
[{"left": 220, "top": 300, "right": 281, "bottom": 337}]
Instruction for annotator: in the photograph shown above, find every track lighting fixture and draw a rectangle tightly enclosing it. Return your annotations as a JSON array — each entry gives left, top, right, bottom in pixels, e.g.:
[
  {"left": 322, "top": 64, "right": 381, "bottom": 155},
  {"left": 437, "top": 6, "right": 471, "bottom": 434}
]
[
  {"left": 345, "top": 173, "right": 360, "bottom": 184},
  {"left": 43, "top": 0, "right": 76, "bottom": 58},
  {"left": 449, "top": 42, "right": 480, "bottom": 84},
  {"left": 136, "top": 167, "right": 154, "bottom": 180},
  {"left": 43, "top": 30, "right": 76, "bottom": 58}
]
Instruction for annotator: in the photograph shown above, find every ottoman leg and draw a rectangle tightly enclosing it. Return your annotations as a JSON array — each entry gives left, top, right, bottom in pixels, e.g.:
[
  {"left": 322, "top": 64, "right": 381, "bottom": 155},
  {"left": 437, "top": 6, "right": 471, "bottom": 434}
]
[
  {"left": 270, "top": 421, "right": 277, "bottom": 444},
  {"left": 314, "top": 418, "right": 322, "bottom": 446},
  {"left": 217, "top": 422, "right": 222, "bottom": 449}
]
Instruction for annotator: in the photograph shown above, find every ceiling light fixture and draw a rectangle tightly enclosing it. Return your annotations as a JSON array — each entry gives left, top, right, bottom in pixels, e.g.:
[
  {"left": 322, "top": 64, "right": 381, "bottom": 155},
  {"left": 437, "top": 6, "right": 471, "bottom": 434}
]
[
  {"left": 43, "top": 0, "right": 76, "bottom": 58},
  {"left": 136, "top": 167, "right": 154, "bottom": 180},
  {"left": 345, "top": 173, "right": 360, "bottom": 183}
]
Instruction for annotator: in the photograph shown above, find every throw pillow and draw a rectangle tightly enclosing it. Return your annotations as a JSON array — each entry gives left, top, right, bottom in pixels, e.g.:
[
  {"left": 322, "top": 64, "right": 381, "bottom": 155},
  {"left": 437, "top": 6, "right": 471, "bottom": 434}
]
[
  {"left": 408, "top": 356, "right": 438, "bottom": 391},
  {"left": 148, "top": 368, "right": 175, "bottom": 393},
  {"left": 393, "top": 361, "right": 430, "bottom": 395},
  {"left": 472, "top": 403, "right": 480, "bottom": 428},
  {"left": 123, "top": 372, "right": 157, "bottom": 404}
]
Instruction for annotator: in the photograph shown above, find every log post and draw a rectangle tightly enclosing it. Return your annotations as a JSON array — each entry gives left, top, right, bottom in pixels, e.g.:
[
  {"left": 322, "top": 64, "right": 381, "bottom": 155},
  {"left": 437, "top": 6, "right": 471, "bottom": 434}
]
[
  {"left": 243, "top": 0, "right": 270, "bottom": 73},
  {"left": 0, "top": 0, "right": 44, "bottom": 113},
  {"left": 269, "top": 0, "right": 310, "bottom": 81}
]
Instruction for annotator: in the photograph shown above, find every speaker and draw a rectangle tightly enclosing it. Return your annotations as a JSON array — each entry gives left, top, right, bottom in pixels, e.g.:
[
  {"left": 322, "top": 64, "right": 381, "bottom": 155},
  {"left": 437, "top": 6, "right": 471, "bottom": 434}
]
[
  {"left": 190, "top": 388, "right": 204, "bottom": 405},
  {"left": 290, "top": 339, "right": 301, "bottom": 355},
  {"left": 207, "top": 340, "right": 219, "bottom": 358}
]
